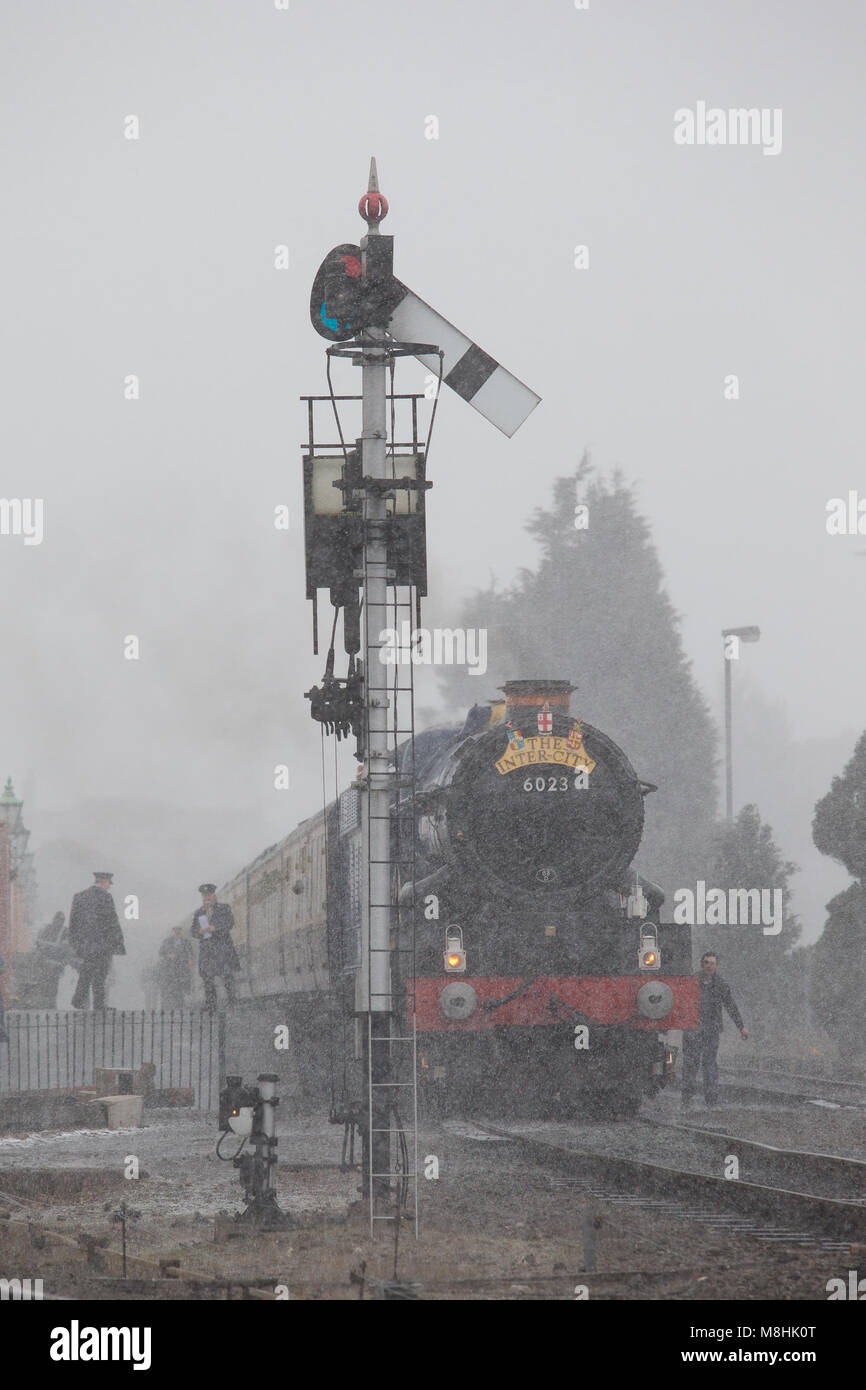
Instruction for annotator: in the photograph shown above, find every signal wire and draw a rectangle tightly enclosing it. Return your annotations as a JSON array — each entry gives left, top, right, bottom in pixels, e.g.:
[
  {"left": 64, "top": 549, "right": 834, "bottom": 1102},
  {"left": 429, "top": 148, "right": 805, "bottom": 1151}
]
[{"left": 216, "top": 1130, "right": 247, "bottom": 1162}]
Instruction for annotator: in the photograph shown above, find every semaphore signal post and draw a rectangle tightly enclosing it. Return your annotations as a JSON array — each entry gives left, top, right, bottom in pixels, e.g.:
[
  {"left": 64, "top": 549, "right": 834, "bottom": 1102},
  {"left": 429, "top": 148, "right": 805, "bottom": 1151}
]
[
  {"left": 302, "top": 161, "right": 540, "bottom": 1232},
  {"left": 352, "top": 163, "right": 404, "bottom": 1223}
]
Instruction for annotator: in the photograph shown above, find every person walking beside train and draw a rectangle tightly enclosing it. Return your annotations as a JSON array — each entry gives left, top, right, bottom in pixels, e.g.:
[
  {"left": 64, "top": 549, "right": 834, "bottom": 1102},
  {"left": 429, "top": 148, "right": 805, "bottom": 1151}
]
[
  {"left": 681, "top": 951, "right": 749, "bottom": 1109},
  {"left": 191, "top": 883, "right": 239, "bottom": 1010},
  {"left": 69, "top": 872, "right": 126, "bottom": 1011}
]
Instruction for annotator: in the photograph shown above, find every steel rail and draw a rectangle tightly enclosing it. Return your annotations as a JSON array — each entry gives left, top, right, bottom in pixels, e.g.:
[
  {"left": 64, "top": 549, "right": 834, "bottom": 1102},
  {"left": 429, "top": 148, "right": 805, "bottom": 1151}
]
[
  {"left": 638, "top": 1116, "right": 866, "bottom": 1202},
  {"left": 466, "top": 1120, "right": 866, "bottom": 1243}
]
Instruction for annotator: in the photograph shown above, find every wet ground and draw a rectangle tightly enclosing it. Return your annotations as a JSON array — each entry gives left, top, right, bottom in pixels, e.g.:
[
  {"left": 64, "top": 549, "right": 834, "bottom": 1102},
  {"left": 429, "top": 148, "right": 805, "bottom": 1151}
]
[{"left": 0, "top": 1094, "right": 861, "bottom": 1299}]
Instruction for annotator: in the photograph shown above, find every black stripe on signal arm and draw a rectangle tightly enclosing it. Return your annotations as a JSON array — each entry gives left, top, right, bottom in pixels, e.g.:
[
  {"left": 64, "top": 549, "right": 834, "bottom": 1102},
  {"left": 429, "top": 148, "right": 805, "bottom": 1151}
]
[{"left": 444, "top": 344, "right": 498, "bottom": 401}]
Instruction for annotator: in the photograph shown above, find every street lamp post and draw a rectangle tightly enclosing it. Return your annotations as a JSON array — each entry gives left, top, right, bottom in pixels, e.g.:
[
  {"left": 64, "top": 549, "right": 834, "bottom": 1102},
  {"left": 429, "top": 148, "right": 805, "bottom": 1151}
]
[{"left": 722, "top": 626, "right": 760, "bottom": 823}]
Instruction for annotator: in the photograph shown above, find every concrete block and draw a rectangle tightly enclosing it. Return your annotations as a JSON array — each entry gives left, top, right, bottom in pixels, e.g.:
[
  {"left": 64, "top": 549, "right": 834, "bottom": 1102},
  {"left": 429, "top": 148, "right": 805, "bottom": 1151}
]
[
  {"left": 95, "top": 1093, "right": 144, "bottom": 1128},
  {"left": 153, "top": 1087, "right": 194, "bottom": 1107},
  {"left": 93, "top": 1064, "right": 155, "bottom": 1096},
  {"left": 93, "top": 1068, "right": 134, "bottom": 1095},
  {"left": 0, "top": 1091, "right": 108, "bottom": 1133}
]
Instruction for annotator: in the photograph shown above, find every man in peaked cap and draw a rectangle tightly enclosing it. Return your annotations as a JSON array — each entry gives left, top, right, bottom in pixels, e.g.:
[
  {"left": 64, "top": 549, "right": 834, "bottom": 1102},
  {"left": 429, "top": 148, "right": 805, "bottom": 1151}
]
[
  {"left": 69, "top": 872, "right": 125, "bottom": 1010},
  {"left": 191, "top": 883, "right": 240, "bottom": 1010}
]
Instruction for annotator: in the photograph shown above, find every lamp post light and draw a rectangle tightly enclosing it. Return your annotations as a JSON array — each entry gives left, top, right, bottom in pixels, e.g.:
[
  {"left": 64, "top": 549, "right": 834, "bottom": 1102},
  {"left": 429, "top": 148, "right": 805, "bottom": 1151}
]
[{"left": 722, "top": 626, "right": 760, "bottom": 823}]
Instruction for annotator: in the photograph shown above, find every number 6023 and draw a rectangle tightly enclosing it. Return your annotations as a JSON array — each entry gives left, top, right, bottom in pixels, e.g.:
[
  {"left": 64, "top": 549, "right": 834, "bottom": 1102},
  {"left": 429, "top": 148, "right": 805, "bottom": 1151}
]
[{"left": 523, "top": 775, "right": 578, "bottom": 792}]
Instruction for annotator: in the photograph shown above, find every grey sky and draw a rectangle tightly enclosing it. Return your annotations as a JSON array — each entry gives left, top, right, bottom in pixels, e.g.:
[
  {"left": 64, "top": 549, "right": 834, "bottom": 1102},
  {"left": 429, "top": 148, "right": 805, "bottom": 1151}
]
[{"left": 0, "top": 1, "right": 862, "bottom": 944}]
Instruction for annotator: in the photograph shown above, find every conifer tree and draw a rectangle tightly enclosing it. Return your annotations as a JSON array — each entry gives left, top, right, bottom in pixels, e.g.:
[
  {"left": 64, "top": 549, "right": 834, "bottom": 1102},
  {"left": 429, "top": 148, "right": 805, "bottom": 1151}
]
[
  {"left": 442, "top": 460, "right": 718, "bottom": 900},
  {"left": 701, "top": 805, "right": 803, "bottom": 1038},
  {"left": 811, "top": 733, "right": 866, "bottom": 1056}
]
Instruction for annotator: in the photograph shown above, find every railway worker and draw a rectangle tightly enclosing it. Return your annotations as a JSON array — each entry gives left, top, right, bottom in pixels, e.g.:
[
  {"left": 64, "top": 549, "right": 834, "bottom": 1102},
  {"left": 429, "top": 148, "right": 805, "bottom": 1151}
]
[
  {"left": 681, "top": 951, "right": 749, "bottom": 1109},
  {"left": 23, "top": 911, "right": 77, "bottom": 1009},
  {"left": 69, "top": 872, "right": 126, "bottom": 1011},
  {"left": 156, "top": 925, "right": 193, "bottom": 1009},
  {"left": 191, "top": 883, "right": 239, "bottom": 1010}
]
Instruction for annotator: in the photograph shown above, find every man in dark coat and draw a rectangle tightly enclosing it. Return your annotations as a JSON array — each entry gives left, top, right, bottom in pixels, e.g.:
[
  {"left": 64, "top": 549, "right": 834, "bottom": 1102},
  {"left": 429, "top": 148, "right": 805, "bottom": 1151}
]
[
  {"left": 682, "top": 951, "right": 749, "bottom": 1108},
  {"left": 27, "top": 911, "right": 77, "bottom": 1009},
  {"left": 191, "top": 883, "right": 239, "bottom": 1010},
  {"left": 69, "top": 872, "right": 126, "bottom": 1010},
  {"left": 157, "top": 926, "right": 193, "bottom": 1009}
]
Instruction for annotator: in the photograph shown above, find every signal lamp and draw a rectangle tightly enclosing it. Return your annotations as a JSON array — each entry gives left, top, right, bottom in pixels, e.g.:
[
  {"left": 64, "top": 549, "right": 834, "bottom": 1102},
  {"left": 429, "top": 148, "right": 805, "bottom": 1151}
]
[
  {"left": 444, "top": 926, "right": 466, "bottom": 974},
  {"left": 638, "top": 922, "right": 661, "bottom": 972}
]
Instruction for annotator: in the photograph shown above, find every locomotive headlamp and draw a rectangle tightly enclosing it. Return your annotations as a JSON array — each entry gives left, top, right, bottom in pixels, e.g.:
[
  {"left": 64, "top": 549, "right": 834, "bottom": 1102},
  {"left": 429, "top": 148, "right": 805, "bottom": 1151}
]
[
  {"left": 444, "top": 926, "right": 466, "bottom": 973},
  {"left": 638, "top": 922, "right": 661, "bottom": 971}
]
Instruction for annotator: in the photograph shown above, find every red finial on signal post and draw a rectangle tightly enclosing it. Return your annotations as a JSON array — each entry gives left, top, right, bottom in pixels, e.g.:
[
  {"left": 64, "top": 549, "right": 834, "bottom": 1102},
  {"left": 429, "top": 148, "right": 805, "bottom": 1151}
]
[{"left": 359, "top": 156, "right": 388, "bottom": 228}]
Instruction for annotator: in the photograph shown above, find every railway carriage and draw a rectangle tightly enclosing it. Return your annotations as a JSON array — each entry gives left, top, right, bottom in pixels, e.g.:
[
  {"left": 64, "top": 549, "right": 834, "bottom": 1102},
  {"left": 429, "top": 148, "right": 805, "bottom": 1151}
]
[{"left": 216, "top": 817, "right": 331, "bottom": 999}]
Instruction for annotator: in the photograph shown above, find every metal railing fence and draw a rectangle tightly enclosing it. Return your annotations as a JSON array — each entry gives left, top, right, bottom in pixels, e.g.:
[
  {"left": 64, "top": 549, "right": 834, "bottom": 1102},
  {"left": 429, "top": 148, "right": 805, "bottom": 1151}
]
[{"left": 0, "top": 1009, "right": 221, "bottom": 1111}]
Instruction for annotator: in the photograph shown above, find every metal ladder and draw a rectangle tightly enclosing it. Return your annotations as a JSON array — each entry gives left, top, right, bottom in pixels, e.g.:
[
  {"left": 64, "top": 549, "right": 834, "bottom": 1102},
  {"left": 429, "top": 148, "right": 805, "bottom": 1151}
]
[{"left": 362, "top": 573, "right": 420, "bottom": 1238}]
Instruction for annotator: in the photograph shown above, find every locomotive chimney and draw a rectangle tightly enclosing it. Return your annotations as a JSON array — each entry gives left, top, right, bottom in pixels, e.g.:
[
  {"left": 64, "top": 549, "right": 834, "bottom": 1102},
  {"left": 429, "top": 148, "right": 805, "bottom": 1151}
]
[{"left": 502, "top": 680, "right": 575, "bottom": 723}]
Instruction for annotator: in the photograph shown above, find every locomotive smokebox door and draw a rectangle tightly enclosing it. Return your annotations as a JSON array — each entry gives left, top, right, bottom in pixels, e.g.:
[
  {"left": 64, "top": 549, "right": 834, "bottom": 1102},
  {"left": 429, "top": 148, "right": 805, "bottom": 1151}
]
[{"left": 432, "top": 679, "right": 646, "bottom": 905}]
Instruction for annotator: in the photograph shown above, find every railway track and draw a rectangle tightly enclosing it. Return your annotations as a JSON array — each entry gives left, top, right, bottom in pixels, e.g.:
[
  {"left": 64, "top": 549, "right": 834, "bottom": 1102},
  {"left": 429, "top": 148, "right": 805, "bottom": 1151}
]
[
  {"left": 717, "top": 1065, "right": 866, "bottom": 1109},
  {"left": 641, "top": 1116, "right": 866, "bottom": 1203},
  {"left": 454, "top": 1118, "right": 866, "bottom": 1249}
]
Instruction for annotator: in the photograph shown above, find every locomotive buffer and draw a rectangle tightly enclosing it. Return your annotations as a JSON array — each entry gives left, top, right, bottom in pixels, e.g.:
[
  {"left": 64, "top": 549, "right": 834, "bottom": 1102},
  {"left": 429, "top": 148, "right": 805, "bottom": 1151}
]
[{"left": 303, "top": 161, "right": 540, "bottom": 1229}]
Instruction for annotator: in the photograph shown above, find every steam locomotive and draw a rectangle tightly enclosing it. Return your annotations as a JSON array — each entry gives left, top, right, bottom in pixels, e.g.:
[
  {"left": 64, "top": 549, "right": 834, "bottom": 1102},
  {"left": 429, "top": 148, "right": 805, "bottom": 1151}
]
[{"left": 199, "top": 679, "right": 698, "bottom": 1119}]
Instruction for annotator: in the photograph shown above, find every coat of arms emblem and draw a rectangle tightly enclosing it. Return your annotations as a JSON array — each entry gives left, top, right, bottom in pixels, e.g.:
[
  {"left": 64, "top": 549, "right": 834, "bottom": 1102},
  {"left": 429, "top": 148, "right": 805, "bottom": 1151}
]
[{"left": 566, "top": 721, "right": 585, "bottom": 751}]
